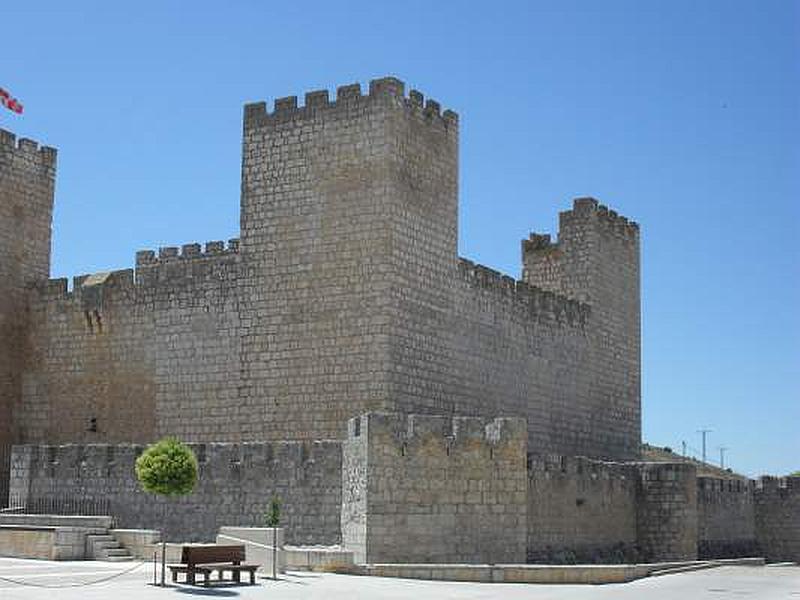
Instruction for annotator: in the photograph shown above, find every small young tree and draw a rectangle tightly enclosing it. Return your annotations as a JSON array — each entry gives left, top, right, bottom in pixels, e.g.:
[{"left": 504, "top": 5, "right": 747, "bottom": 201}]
[
  {"left": 135, "top": 437, "right": 198, "bottom": 586},
  {"left": 263, "top": 496, "right": 281, "bottom": 580}
]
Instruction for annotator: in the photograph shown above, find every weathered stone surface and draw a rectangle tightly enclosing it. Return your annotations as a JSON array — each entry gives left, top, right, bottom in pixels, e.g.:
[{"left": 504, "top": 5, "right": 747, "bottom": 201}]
[{"left": 341, "top": 412, "right": 528, "bottom": 564}]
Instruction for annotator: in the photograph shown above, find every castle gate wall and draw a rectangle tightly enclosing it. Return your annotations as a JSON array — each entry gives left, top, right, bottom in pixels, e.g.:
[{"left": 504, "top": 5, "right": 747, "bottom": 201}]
[
  {"left": 696, "top": 476, "right": 757, "bottom": 558},
  {"left": 526, "top": 456, "right": 638, "bottom": 563},
  {"left": 755, "top": 477, "right": 800, "bottom": 562},
  {"left": 341, "top": 412, "right": 527, "bottom": 564},
  {"left": 9, "top": 441, "right": 342, "bottom": 544}
]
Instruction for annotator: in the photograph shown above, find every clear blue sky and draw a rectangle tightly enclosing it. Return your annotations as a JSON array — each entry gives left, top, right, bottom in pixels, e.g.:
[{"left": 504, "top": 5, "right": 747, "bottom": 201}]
[{"left": 3, "top": 1, "right": 798, "bottom": 476}]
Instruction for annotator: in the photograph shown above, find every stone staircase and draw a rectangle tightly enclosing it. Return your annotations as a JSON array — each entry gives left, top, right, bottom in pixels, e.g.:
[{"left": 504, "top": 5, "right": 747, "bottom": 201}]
[{"left": 86, "top": 533, "right": 134, "bottom": 562}]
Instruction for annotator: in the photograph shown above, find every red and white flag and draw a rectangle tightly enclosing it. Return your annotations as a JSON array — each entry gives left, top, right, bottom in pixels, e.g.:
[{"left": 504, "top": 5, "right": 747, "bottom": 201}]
[{"left": 0, "top": 87, "right": 23, "bottom": 114}]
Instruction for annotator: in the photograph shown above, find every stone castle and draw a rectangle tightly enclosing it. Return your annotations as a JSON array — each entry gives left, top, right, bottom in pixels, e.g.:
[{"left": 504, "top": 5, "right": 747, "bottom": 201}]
[{"left": 1, "top": 77, "right": 797, "bottom": 564}]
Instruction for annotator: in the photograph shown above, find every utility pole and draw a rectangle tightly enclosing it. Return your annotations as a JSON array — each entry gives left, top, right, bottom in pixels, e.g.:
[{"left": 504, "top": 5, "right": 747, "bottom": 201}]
[
  {"left": 698, "top": 429, "right": 712, "bottom": 464},
  {"left": 718, "top": 446, "right": 728, "bottom": 469}
]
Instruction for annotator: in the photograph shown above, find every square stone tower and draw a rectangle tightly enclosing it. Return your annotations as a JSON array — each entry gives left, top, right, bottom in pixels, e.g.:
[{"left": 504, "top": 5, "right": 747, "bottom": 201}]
[
  {"left": 238, "top": 77, "right": 458, "bottom": 440},
  {"left": 0, "top": 130, "right": 56, "bottom": 502}
]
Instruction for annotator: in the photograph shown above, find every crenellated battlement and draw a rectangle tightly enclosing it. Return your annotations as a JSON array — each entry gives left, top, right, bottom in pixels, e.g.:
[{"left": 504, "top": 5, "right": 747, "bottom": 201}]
[
  {"left": 35, "top": 269, "right": 135, "bottom": 302},
  {"left": 756, "top": 476, "right": 800, "bottom": 492},
  {"left": 458, "top": 258, "right": 590, "bottom": 328},
  {"left": 16, "top": 440, "right": 340, "bottom": 476},
  {"left": 348, "top": 412, "right": 526, "bottom": 456},
  {"left": 698, "top": 476, "right": 754, "bottom": 493},
  {"left": 135, "top": 238, "right": 240, "bottom": 267},
  {"left": 561, "top": 197, "right": 640, "bottom": 241},
  {"left": 521, "top": 233, "right": 557, "bottom": 255},
  {"left": 523, "top": 199, "right": 639, "bottom": 268},
  {"left": 0, "top": 128, "right": 57, "bottom": 166},
  {"left": 243, "top": 76, "right": 458, "bottom": 130},
  {"left": 527, "top": 453, "right": 636, "bottom": 481},
  {"left": 34, "top": 236, "right": 240, "bottom": 305}
]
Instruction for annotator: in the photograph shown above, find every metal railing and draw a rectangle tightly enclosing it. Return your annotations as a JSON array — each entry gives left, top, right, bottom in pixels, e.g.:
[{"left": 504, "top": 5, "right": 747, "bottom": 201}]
[
  {"left": 4, "top": 494, "right": 111, "bottom": 516},
  {"left": 0, "top": 444, "right": 10, "bottom": 508}
]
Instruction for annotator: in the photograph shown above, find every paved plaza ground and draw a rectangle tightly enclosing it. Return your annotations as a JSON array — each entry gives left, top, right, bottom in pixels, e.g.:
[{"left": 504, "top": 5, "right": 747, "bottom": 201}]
[{"left": 0, "top": 558, "right": 797, "bottom": 599}]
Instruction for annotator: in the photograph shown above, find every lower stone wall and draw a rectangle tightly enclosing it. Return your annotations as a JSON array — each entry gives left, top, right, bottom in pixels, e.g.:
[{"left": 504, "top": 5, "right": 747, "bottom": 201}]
[
  {"left": 6, "top": 426, "right": 783, "bottom": 564},
  {"left": 697, "top": 477, "right": 757, "bottom": 559},
  {"left": 9, "top": 442, "right": 342, "bottom": 544},
  {"left": 526, "top": 456, "right": 639, "bottom": 563},
  {"left": 755, "top": 477, "right": 800, "bottom": 562}
]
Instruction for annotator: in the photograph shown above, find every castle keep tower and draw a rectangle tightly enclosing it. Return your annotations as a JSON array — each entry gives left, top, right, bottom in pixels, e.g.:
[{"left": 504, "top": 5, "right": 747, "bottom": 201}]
[
  {"left": 239, "top": 77, "right": 458, "bottom": 440},
  {"left": 0, "top": 130, "right": 56, "bottom": 502}
]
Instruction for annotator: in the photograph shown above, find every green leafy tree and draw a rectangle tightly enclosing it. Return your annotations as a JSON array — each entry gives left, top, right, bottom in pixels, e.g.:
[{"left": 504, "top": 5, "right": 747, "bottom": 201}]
[
  {"left": 135, "top": 437, "right": 198, "bottom": 586},
  {"left": 789, "top": 471, "right": 800, "bottom": 477}
]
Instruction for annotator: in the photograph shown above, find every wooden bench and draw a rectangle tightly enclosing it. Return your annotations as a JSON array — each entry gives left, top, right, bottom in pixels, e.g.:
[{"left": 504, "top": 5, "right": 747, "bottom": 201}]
[{"left": 168, "top": 544, "right": 259, "bottom": 586}]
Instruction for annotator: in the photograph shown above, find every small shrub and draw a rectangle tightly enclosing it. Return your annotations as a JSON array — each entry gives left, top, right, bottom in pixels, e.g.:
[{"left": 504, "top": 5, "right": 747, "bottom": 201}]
[
  {"left": 264, "top": 496, "right": 281, "bottom": 527},
  {"left": 135, "top": 437, "right": 198, "bottom": 497}
]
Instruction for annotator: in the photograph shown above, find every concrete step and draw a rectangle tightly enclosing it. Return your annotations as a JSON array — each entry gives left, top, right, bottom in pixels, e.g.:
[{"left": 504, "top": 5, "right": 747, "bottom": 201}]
[
  {"left": 86, "top": 532, "right": 134, "bottom": 562},
  {"left": 104, "top": 555, "right": 135, "bottom": 562},
  {"left": 94, "top": 541, "right": 122, "bottom": 550}
]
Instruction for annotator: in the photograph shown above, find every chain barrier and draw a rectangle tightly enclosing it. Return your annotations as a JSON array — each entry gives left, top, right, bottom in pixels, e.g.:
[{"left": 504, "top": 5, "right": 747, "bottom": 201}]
[{"left": 0, "top": 559, "right": 148, "bottom": 588}]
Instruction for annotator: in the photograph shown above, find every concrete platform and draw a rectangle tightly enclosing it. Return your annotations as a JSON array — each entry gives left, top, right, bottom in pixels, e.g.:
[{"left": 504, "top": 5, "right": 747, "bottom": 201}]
[
  {"left": 0, "top": 558, "right": 797, "bottom": 600},
  {"left": 351, "top": 557, "right": 766, "bottom": 584}
]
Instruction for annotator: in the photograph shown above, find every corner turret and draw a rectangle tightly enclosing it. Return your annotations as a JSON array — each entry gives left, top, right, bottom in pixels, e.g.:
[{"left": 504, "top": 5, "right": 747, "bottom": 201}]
[{"left": 522, "top": 197, "right": 641, "bottom": 459}]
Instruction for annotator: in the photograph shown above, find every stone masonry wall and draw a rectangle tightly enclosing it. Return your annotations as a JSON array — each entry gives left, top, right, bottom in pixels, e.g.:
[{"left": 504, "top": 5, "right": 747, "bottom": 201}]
[
  {"left": 755, "top": 476, "right": 800, "bottom": 562},
  {"left": 636, "top": 462, "right": 698, "bottom": 561},
  {"left": 696, "top": 477, "right": 757, "bottom": 559},
  {"left": 18, "top": 242, "right": 241, "bottom": 443},
  {"left": 341, "top": 412, "right": 527, "bottom": 564},
  {"left": 527, "top": 455, "right": 638, "bottom": 563},
  {"left": 0, "top": 130, "right": 56, "bottom": 504},
  {"left": 445, "top": 261, "right": 594, "bottom": 456},
  {"left": 9, "top": 442, "right": 342, "bottom": 544}
]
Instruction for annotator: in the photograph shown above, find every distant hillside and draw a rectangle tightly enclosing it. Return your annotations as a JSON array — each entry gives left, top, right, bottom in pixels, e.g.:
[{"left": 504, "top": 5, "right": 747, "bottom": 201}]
[{"left": 641, "top": 443, "right": 747, "bottom": 480}]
